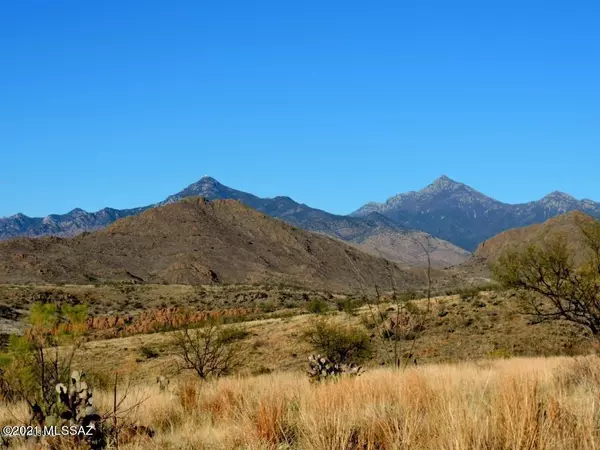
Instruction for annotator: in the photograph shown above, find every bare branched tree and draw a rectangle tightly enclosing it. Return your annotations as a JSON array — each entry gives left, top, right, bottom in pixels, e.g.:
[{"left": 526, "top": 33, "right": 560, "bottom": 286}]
[{"left": 171, "top": 319, "right": 243, "bottom": 379}]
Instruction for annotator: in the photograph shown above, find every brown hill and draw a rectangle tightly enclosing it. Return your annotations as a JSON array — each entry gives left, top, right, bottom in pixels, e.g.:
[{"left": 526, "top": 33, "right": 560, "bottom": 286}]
[
  {"left": 0, "top": 197, "right": 423, "bottom": 292},
  {"left": 474, "top": 210, "right": 598, "bottom": 264},
  {"left": 355, "top": 230, "right": 470, "bottom": 268}
]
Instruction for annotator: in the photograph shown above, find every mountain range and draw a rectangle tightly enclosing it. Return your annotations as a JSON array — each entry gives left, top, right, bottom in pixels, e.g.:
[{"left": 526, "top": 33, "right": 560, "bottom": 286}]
[
  {"left": 2, "top": 175, "right": 599, "bottom": 262},
  {"left": 0, "top": 197, "right": 423, "bottom": 292},
  {"left": 353, "top": 176, "right": 600, "bottom": 251},
  {"left": 0, "top": 177, "right": 470, "bottom": 268}
]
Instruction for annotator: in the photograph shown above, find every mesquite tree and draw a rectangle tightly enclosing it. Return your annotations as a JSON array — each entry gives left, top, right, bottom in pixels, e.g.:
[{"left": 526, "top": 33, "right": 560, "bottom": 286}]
[{"left": 493, "top": 217, "right": 600, "bottom": 336}]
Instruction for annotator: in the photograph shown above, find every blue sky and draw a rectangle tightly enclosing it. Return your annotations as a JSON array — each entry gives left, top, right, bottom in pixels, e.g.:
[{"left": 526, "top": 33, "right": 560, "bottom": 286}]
[{"left": 1, "top": 0, "right": 599, "bottom": 217}]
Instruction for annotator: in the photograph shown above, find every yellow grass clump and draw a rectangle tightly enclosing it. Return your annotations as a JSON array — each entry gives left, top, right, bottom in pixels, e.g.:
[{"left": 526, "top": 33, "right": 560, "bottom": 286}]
[{"left": 2, "top": 356, "right": 600, "bottom": 449}]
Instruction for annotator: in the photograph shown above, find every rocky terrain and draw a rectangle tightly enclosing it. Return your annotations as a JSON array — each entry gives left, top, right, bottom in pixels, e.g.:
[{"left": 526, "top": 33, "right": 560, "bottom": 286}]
[
  {"left": 0, "top": 176, "right": 470, "bottom": 268},
  {"left": 353, "top": 176, "right": 600, "bottom": 251},
  {"left": 0, "top": 197, "right": 424, "bottom": 292}
]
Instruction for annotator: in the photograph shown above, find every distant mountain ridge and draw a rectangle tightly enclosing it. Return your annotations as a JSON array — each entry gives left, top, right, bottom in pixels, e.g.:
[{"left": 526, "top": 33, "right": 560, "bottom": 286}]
[
  {"left": 0, "top": 197, "right": 424, "bottom": 292},
  {"left": 352, "top": 176, "right": 600, "bottom": 251},
  {"left": 0, "top": 177, "right": 470, "bottom": 268},
  {"left": 4, "top": 175, "right": 597, "bottom": 258},
  {"left": 0, "top": 206, "right": 148, "bottom": 240}
]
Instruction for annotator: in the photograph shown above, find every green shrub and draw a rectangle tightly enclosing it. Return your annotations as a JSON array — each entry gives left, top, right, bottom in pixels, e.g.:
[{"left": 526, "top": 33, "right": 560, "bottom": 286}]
[
  {"left": 458, "top": 286, "right": 481, "bottom": 301},
  {"left": 259, "top": 301, "right": 276, "bottom": 313},
  {"left": 336, "top": 298, "right": 364, "bottom": 315},
  {"left": 140, "top": 345, "right": 160, "bottom": 359},
  {"left": 303, "top": 319, "right": 371, "bottom": 364},
  {"left": 217, "top": 326, "right": 250, "bottom": 344},
  {"left": 487, "top": 348, "right": 512, "bottom": 359},
  {"left": 307, "top": 298, "right": 328, "bottom": 314}
]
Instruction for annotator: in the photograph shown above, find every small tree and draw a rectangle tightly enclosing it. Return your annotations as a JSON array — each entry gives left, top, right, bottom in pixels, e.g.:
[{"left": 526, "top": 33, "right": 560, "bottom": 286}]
[
  {"left": 493, "top": 218, "right": 600, "bottom": 336},
  {"left": 171, "top": 320, "right": 244, "bottom": 379},
  {"left": 0, "top": 303, "right": 87, "bottom": 421}
]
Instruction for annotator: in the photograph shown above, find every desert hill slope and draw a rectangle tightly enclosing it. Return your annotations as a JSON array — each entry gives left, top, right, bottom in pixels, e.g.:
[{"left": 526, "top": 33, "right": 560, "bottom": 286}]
[
  {"left": 0, "top": 176, "right": 470, "bottom": 268},
  {"left": 474, "top": 210, "right": 599, "bottom": 264},
  {"left": 0, "top": 198, "right": 423, "bottom": 292}
]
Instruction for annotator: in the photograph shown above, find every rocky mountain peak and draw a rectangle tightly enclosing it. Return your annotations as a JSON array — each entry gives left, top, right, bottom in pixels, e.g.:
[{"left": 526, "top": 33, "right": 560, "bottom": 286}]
[
  {"left": 420, "top": 175, "right": 466, "bottom": 194},
  {"left": 540, "top": 191, "right": 578, "bottom": 210},
  {"left": 542, "top": 191, "right": 576, "bottom": 201},
  {"left": 9, "top": 213, "right": 29, "bottom": 220},
  {"left": 188, "top": 176, "right": 222, "bottom": 191}
]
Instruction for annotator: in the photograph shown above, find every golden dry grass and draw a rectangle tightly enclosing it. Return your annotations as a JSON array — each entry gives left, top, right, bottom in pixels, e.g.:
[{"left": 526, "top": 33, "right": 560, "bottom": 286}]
[{"left": 3, "top": 356, "right": 600, "bottom": 449}]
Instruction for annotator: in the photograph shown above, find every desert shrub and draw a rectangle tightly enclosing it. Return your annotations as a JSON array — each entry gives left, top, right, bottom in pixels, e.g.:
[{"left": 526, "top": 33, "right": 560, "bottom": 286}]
[
  {"left": 458, "top": 286, "right": 481, "bottom": 301},
  {"left": 303, "top": 319, "right": 371, "bottom": 364},
  {"left": 336, "top": 298, "right": 364, "bottom": 315},
  {"left": 487, "top": 347, "right": 512, "bottom": 359},
  {"left": 84, "top": 368, "right": 114, "bottom": 391},
  {"left": 259, "top": 301, "right": 276, "bottom": 313},
  {"left": 252, "top": 366, "right": 273, "bottom": 375},
  {"left": 217, "top": 326, "right": 250, "bottom": 344},
  {"left": 307, "top": 298, "right": 329, "bottom": 314},
  {"left": 140, "top": 345, "right": 160, "bottom": 359}
]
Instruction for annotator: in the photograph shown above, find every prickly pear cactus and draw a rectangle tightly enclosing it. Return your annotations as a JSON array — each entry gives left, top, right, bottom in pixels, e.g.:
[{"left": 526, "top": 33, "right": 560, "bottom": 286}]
[
  {"left": 307, "top": 355, "right": 364, "bottom": 383},
  {"left": 54, "top": 370, "right": 105, "bottom": 448}
]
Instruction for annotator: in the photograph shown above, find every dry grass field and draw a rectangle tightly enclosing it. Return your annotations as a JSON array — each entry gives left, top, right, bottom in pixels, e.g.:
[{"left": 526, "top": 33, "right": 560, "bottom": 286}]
[
  {"left": 1, "top": 284, "right": 597, "bottom": 449},
  {"left": 3, "top": 356, "right": 600, "bottom": 449}
]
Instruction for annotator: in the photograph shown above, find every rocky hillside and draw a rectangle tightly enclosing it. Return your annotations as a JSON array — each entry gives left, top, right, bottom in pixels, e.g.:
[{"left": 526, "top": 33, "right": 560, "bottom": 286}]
[
  {"left": 353, "top": 176, "right": 600, "bottom": 251},
  {"left": 474, "top": 211, "right": 599, "bottom": 264},
  {"left": 0, "top": 198, "right": 424, "bottom": 292},
  {"left": 0, "top": 177, "right": 469, "bottom": 268}
]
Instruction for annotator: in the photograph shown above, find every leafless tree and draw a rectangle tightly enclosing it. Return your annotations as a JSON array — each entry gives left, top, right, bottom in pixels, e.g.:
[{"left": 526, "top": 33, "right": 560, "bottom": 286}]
[{"left": 171, "top": 320, "right": 243, "bottom": 379}]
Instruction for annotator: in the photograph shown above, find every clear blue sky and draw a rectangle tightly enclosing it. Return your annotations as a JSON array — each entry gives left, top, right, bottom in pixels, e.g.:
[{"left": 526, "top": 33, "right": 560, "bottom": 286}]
[{"left": 2, "top": 0, "right": 599, "bottom": 218}]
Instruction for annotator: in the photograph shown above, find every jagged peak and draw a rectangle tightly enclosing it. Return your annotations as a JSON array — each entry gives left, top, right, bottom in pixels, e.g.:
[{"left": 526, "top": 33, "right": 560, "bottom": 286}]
[
  {"left": 420, "top": 175, "right": 465, "bottom": 194},
  {"left": 8, "top": 212, "right": 29, "bottom": 220},
  {"left": 197, "top": 175, "right": 220, "bottom": 184},
  {"left": 541, "top": 191, "right": 576, "bottom": 201}
]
